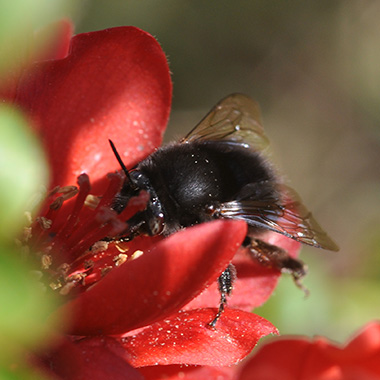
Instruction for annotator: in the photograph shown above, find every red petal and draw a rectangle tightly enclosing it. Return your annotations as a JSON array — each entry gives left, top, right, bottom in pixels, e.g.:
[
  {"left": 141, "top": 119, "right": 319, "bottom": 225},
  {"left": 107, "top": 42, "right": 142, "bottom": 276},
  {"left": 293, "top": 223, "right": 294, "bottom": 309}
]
[
  {"left": 119, "top": 308, "right": 277, "bottom": 367},
  {"left": 139, "top": 365, "right": 235, "bottom": 380},
  {"left": 71, "top": 339, "right": 236, "bottom": 380},
  {"left": 342, "top": 321, "right": 380, "bottom": 359},
  {"left": 56, "top": 220, "right": 247, "bottom": 335},
  {"left": 238, "top": 323, "right": 380, "bottom": 380},
  {"left": 48, "top": 337, "right": 143, "bottom": 380},
  {"left": 318, "top": 322, "right": 380, "bottom": 377},
  {"left": 10, "top": 26, "right": 172, "bottom": 187},
  {"left": 237, "top": 338, "right": 312, "bottom": 380}
]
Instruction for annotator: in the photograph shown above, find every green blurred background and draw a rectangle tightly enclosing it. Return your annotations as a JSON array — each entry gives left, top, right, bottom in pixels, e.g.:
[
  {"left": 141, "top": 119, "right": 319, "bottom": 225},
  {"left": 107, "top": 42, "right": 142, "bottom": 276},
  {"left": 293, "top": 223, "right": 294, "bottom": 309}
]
[{"left": 73, "top": 1, "right": 380, "bottom": 342}]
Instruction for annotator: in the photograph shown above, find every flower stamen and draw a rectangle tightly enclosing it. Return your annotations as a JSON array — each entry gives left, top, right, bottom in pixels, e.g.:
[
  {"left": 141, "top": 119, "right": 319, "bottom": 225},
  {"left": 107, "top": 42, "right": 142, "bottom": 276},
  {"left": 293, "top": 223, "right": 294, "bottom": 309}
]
[{"left": 22, "top": 171, "right": 150, "bottom": 296}]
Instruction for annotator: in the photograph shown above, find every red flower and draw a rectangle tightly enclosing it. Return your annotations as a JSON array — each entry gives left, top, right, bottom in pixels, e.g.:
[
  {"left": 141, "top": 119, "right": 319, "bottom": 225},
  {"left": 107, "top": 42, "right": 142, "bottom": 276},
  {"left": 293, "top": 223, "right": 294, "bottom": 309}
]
[
  {"left": 2, "top": 23, "right": 298, "bottom": 379},
  {"left": 237, "top": 321, "right": 380, "bottom": 380}
]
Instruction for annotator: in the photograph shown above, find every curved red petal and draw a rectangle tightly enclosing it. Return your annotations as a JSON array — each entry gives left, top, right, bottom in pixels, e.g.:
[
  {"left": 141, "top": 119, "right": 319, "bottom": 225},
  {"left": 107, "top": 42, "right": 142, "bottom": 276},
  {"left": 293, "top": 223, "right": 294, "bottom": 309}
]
[
  {"left": 238, "top": 323, "right": 380, "bottom": 380},
  {"left": 316, "top": 322, "right": 380, "bottom": 378},
  {"left": 48, "top": 337, "right": 143, "bottom": 380},
  {"left": 342, "top": 321, "right": 380, "bottom": 359},
  {"left": 237, "top": 338, "right": 311, "bottom": 380},
  {"left": 11, "top": 26, "right": 172, "bottom": 187},
  {"left": 120, "top": 308, "right": 278, "bottom": 367},
  {"left": 56, "top": 220, "right": 247, "bottom": 335}
]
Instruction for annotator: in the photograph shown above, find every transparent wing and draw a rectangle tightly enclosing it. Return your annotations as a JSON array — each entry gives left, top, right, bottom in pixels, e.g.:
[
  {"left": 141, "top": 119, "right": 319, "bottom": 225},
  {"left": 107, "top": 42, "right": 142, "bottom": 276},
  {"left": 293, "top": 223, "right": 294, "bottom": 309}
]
[
  {"left": 218, "top": 185, "right": 339, "bottom": 251},
  {"left": 181, "top": 93, "right": 269, "bottom": 151}
]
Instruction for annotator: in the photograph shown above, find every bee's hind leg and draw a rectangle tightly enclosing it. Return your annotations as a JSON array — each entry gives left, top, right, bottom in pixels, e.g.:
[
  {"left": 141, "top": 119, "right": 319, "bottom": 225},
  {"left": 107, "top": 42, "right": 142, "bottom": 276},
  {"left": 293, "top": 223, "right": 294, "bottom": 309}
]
[
  {"left": 243, "top": 236, "right": 309, "bottom": 296},
  {"left": 208, "top": 264, "right": 236, "bottom": 328}
]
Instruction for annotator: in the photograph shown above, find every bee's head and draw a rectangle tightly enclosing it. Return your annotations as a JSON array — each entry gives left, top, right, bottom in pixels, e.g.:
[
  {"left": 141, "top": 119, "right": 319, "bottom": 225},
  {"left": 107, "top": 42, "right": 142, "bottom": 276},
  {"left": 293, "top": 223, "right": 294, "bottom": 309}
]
[{"left": 109, "top": 140, "right": 165, "bottom": 237}]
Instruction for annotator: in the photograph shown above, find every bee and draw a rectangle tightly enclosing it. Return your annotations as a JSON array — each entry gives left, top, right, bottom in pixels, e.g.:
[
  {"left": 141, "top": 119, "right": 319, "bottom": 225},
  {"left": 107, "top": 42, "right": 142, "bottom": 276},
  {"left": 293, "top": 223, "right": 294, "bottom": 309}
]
[{"left": 109, "top": 94, "right": 339, "bottom": 327}]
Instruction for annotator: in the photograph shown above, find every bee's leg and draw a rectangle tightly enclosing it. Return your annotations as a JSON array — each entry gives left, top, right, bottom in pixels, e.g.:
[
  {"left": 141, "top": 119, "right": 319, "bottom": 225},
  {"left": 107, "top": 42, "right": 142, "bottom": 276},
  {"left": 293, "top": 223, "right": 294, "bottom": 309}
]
[
  {"left": 243, "top": 236, "right": 309, "bottom": 296},
  {"left": 208, "top": 263, "right": 236, "bottom": 328}
]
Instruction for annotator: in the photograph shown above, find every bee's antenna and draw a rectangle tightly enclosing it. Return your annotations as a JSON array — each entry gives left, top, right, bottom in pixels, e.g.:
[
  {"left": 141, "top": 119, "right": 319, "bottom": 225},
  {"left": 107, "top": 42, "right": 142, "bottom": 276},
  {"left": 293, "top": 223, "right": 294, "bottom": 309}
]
[{"left": 109, "top": 139, "right": 134, "bottom": 184}]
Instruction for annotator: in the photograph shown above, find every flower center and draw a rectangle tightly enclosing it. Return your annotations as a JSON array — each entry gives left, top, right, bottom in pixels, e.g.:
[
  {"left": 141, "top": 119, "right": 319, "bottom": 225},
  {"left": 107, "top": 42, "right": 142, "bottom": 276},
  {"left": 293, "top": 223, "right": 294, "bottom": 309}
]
[{"left": 19, "top": 172, "right": 149, "bottom": 297}]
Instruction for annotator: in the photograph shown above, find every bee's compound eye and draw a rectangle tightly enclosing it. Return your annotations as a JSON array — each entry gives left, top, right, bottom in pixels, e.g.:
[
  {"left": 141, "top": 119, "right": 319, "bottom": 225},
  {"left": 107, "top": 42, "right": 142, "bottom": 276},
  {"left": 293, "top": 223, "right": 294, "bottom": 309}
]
[{"left": 149, "top": 212, "right": 165, "bottom": 235}]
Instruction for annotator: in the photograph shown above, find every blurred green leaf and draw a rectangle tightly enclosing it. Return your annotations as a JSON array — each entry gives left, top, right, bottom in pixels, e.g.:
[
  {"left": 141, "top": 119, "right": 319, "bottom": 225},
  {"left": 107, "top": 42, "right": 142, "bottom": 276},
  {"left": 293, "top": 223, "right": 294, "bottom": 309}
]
[
  {"left": 0, "top": 361, "right": 52, "bottom": 380},
  {"left": 0, "top": 243, "right": 60, "bottom": 363},
  {"left": 0, "top": 105, "right": 49, "bottom": 241}
]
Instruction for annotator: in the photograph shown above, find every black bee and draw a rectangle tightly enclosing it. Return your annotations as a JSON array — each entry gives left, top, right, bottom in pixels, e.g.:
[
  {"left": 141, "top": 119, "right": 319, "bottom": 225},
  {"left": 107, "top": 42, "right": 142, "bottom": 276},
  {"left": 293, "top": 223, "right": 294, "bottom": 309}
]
[{"left": 109, "top": 93, "right": 339, "bottom": 327}]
